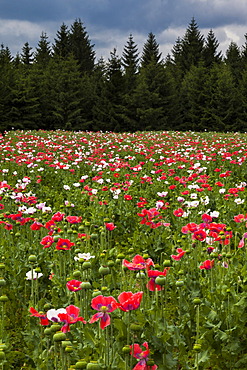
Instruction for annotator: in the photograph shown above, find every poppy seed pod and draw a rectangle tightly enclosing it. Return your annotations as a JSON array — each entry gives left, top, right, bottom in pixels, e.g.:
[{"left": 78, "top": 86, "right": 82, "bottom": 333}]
[
  {"left": 28, "top": 255, "right": 37, "bottom": 263},
  {"left": 86, "top": 362, "right": 101, "bottom": 369},
  {"left": 98, "top": 266, "right": 110, "bottom": 275},
  {"left": 75, "top": 360, "right": 87, "bottom": 369},
  {"left": 53, "top": 332, "right": 66, "bottom": 342}
]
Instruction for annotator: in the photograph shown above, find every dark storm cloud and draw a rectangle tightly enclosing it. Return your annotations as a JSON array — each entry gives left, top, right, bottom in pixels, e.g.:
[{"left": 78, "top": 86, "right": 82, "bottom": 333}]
[
  {"left": 0, "top": 0, "right": 247, "bottom": 58},
  {"left": 0, "top": 0, "right": 247, "bottom": 33}
]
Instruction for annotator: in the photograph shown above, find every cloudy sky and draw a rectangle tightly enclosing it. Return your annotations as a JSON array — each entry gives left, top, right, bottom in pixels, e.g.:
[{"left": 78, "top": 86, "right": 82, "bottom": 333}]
[{"left": 0, "top": 0, "right": 247, "bottom": 61}]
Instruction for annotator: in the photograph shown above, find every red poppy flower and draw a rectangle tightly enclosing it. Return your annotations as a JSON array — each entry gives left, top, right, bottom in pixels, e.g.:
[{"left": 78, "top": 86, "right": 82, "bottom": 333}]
[
  {"left": 51, "top": 212, "right": 65, "bottom": 222},
  {"left": 130, "top": 342, "right": 158, "bottom": 370},
  {"left": 56, "top": 238, "right": 75, "bottom": 251},
  {"left": 199, "top": 259, "right": 214, "bottom": 270},
  {"left": 58, "top": 305, "right": 86, "bottom": 333},
  {"left": 66, "top": 216, "right": 82, "bottom": 224},
  {"left": 30, "top": 221, "right": 44, "bottom": 231},
  {"left": 105, "top": 222, "right": 116, "bottom": 231},
  {"left": 40, "top": 235, "right": 54, "bottom": 249},
  {"left": 89, "top": 295, "right": 118, "bottom": 329},
  {"left": 173, "top": 208, "right": 184, "bottom": 217},
  {"left": 123, "top": 255, "right": 154, "bottom": 271},
  {"left": 171, "top": 248, "right": 186, "bottom": 261},
  {"left": 117, "top": 291, "right": 143, "bottom": 312},
  {"left": 66, "top": 280, "right": 82, "bottom": 292},
  {"left": 29, "top": 307, "right": 49, "bottom": 326},
  {"left": 193, "top": 229, "right": 207, "bottom": 241}
]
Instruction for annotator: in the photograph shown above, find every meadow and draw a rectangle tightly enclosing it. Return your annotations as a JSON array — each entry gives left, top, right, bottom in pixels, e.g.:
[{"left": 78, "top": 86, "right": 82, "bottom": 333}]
[{"left": 0, "top": 130, "right": 246, "bottom": 369}]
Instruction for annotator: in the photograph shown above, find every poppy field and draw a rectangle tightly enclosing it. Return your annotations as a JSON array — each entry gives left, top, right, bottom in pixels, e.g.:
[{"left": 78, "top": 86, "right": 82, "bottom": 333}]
[{"left": 0, "top": 130, "right": 247, "bottom": 369}]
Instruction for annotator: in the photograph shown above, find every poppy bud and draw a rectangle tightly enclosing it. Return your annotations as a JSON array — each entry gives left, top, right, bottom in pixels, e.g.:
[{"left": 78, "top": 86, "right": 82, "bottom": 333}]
[
  {"left": 226, "top": 253, "right": 232, "bottom": 258},
  {"left": 0, "top": 263, "right": 5, "bottom": 270},
  {"left": 44, "top": 303, "right": 53, "bottom": 310},
  {"left": 0, "top": 350, "right": 5, "bottom": 361},
  {"left": 117, "top": 253, "right": 125, "bottom": 259},
  {"left": 143, "top": 253, "right": 149, "bottom": 259},
  {"left": 176, "top": 280, "right": 184, "bottom": 287},
  {"left": 107, "top": 260, "right": 114, "bottom": 267},
  {"left": 101, "top": 286, "right": 108, "bottom": 292},
  {"left": 193, "top": 344, "right": 202, "bottom": 352}
]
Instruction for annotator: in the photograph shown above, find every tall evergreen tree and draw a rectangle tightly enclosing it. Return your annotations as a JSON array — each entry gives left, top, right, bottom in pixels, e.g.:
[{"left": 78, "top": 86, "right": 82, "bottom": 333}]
[
  {"left": 21, "top": 42, "right": 34, "bottom": 65},
  {"left": 225, "top": 41, "right": 242, "bottom": 83},
  {"left": 45, "top": 55, "right": 82, "bottom": 130},
  {"left": 69, "top": 19, "right": 95, "bottom": 73},
  {"left": 141, "top": 32, "right": 162, "bottom": 68},
  {"left": 53, "top": 23, "right": 71, "bottom": 58},
  {"left": 93, "top": 49, "right": 124, "bottom": 131},
  {"left": 34, "top": 32, "right": 52, "bottom": 65},
  {"left": 180, "top": 17, "right": 204, "bottom": 73},
  {"left": 203, "top": 29, "right": 222, "bottom": 68},
  {"left": 122, "top": 34, "right": 139, "bottom": 89}
]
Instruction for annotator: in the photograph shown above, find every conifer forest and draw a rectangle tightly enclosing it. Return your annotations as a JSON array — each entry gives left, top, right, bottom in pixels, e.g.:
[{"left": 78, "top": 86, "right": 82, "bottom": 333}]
[{"left": 0, "top": 17, "right": 247, "bottom": 133}]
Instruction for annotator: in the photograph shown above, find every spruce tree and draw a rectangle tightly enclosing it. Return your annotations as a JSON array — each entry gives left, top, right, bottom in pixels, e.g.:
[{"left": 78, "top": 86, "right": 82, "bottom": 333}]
[
  {"left": 225, "top": 41, "right": 242, "bottom": 83},
  {"left": 180, "top": 17, "right": 204, "bottom": 73},
  {"left": 35, "top": 32, "right": 52, "bottom": 65},
  {"left": 203, "top": 29, "right": 222, "bottom": 68},
  {"left": 21, "top": 42, "right": 34, "bottom": 65},
  {"left": 122, "top": 34, "right": 139, "bottom": 90},
  {"left": 53, "top": 23, "right": 71, "bottom": 58},
  {"left": 69, "top": 19, "right": 95, "bottom": 74},
  {"left": 141, "top": 32, "right": 162, "bottom": 68}
]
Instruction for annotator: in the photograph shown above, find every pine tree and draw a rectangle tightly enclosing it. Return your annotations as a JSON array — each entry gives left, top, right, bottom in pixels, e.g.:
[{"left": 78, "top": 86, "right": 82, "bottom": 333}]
[
  {"left": 35, "top": 32, "right": 52, "bottom": 65},
  {"left": 69, "top": 19, "right": 95, "bottom": 73},
  {"left": 180, "top": 17, "right": 205, "bottom": 72},
  {"left": 141, "top": 32, "right": 162, "bottom": 68},
  {"left": 203, "top": 29, "right": 222, "bottom": 68},
  {"left": 53, "top": 23, "right": 71, "bottom": 58}
]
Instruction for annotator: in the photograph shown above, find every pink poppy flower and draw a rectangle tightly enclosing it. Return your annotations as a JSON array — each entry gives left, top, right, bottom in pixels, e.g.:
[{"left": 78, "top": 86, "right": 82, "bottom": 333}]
[
  {"left": 89, "top": 295, "right": 118, "bottom": 329},
  {"left": 171, "top": 248, "right": 186, "bottom": 261},
  {"left": 40, "top": 235, "right": 54, "bottom": 249},
  {"left": 105, "top": 222, "right": 116, "bottom": 231},
  {"left": 130, "top": 342, "right": 158, "bottom": 370},
  {"left": 66, "top": 216, "right": 82, "bottom": 224},
  {"left": 58, "top": 305, "right": 86, "bottom": 333},
  {"left": 123, "top": 255, "right": 154, "bottom": 271},
  {"left": 147, "top": 268, "right": 168, "bottom": 291},
  {"left": 66, "top": 280, "right": 82, "bottom": 292}
]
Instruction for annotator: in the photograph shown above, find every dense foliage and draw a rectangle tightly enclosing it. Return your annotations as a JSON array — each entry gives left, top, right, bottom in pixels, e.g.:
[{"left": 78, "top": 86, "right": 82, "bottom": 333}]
[
  {"left": 0, "top": 129, "right": 247, "bottom": 369},
  {"left": 1, "top": 18, "right": 247, "bottom": 133}
]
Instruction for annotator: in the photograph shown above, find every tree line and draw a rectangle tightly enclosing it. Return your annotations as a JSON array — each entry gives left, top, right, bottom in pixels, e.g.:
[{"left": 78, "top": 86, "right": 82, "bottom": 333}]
[{"left": 1, "top": 17, "right": 247, "bottom": 133}]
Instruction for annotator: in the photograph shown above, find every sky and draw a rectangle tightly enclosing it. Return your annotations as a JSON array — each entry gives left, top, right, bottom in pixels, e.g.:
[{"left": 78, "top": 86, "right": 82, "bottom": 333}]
[{"left": 0, "top": 0, "right": 247, "bottom": 61}]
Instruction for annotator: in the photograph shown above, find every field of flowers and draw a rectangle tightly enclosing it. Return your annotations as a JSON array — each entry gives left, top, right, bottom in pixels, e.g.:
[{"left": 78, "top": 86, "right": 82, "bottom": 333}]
[{"left": 0, "top": 130, "right": 247, "bottom": 369}]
